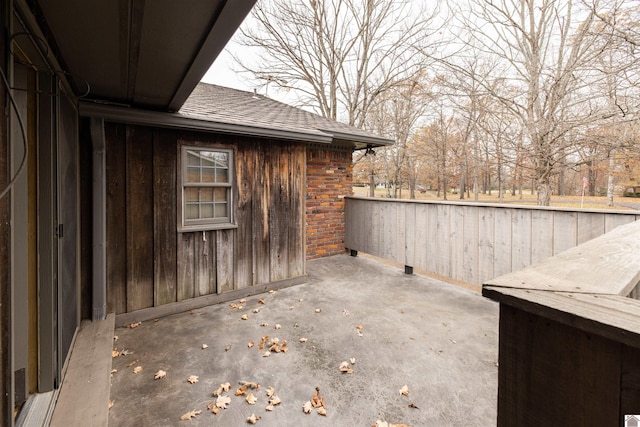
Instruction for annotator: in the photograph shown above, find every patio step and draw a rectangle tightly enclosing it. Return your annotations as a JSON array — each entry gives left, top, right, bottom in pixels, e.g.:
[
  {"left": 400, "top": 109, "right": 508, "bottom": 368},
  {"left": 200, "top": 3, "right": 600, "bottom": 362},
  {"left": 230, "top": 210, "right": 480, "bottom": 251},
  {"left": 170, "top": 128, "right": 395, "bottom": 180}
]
[{"left": 50, "top": 314, "right": 115, "bottom": 427}]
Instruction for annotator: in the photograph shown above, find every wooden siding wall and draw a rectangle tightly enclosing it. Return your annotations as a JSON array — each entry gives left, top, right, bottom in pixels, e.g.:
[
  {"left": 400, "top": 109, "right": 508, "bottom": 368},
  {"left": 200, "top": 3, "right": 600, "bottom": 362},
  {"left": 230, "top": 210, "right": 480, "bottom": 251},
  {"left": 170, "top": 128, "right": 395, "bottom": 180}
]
[
  {"left": 105, "top": 124, "right": 305, "bottom": 314},
  {"left": 345, "top": 197, "right": 640, "bottom": 285}
]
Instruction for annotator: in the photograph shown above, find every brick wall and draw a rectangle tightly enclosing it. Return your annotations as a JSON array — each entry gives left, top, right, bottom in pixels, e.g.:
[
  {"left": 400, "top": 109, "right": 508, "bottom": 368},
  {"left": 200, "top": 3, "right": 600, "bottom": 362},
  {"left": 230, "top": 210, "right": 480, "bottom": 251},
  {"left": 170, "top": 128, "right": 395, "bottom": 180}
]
[{"left": 306, "top": 146, "right": 353, "bottom": 259}]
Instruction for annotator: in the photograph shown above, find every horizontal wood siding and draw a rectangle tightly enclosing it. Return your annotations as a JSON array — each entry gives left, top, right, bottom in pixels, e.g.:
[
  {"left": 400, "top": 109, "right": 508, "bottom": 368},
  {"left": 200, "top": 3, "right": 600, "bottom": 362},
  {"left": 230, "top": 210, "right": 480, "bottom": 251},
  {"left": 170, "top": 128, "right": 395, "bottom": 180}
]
[
  {"left": 105, "top": 124, "right": 306, "bottom": 314},
  {"left": 345, "top": 197, "right": 640, "bottom": 286}
]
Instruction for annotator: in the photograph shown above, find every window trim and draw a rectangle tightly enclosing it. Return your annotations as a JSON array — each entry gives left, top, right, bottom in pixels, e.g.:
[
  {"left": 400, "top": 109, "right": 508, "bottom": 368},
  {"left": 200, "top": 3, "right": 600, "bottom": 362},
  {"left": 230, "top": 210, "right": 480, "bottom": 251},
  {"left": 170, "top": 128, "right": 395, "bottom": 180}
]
[{"left": 178, "top": 145, "right": 237, "bottom": 232}]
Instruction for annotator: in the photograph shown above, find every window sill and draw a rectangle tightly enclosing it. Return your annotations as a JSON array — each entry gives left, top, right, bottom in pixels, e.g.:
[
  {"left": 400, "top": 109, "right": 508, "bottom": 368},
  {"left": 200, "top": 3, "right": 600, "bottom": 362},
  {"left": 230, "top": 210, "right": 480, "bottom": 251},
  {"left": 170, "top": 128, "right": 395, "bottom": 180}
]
[{"left": 178, "top": 223, "right": 238, "bottom": 233}]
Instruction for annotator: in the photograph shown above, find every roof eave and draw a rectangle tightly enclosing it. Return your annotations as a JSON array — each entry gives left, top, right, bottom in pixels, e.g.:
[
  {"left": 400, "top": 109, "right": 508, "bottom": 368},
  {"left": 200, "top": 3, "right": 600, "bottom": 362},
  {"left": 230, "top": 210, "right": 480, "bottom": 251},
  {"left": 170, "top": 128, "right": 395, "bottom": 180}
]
[{"left": 80, "top": 101, "right": 334, "bottom": 144}]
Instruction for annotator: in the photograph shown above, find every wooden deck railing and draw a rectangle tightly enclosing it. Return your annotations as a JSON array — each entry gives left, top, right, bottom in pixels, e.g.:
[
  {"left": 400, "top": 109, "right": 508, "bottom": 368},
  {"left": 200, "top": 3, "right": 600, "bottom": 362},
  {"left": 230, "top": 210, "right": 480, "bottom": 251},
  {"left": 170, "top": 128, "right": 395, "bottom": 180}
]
[
  {"left": 344, "top": 196, "right": 639, "bottom": 285},
  {"left": 482, "top": 218, "right": 640, "bottom": 425}
]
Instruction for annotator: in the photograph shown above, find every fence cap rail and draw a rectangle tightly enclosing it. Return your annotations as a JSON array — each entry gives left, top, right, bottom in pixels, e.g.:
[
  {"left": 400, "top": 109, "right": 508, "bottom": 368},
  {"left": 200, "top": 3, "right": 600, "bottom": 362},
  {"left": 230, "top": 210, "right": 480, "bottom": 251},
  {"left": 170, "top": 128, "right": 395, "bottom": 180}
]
[{"left": 483, "top": 220, "right": 640, "bottom": 348}]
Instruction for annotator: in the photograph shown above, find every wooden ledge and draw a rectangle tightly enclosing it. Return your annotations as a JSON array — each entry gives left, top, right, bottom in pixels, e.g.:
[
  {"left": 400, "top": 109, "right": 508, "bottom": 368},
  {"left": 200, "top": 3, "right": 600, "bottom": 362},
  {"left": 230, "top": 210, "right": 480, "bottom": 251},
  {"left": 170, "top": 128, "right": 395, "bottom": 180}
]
[{"left": 50, "top": 314, "right": 115, "bottom": 427}]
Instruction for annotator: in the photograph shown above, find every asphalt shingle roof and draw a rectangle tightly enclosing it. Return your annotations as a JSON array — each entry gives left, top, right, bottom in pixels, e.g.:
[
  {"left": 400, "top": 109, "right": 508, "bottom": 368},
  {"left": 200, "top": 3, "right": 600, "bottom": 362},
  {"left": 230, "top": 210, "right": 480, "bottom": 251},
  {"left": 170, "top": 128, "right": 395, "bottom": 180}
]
[{"left": 179, "top": 83, "right": 392, "bottom": 148}]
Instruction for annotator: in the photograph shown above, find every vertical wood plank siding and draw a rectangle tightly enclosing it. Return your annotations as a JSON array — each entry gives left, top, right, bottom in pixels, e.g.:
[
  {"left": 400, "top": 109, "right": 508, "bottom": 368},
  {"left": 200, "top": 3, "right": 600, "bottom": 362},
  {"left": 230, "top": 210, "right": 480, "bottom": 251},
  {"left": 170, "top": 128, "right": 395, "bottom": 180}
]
[
  {"left": 345, "top": 197, "right": 640, "bottom": 286},
  {"left": 105, "top": 124, "right": 306, "bottom": 314}
]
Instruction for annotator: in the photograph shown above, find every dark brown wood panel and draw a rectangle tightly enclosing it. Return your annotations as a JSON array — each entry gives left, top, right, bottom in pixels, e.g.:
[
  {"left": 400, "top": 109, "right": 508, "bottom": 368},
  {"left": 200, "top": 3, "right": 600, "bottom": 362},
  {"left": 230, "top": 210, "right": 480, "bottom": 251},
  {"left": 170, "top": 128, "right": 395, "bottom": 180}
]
[
  {"left": 195, "top": 231, "right": 216, "bottom": 296},
  {"left": 269, "top": 144, "right": 289, "bottom": 281},
  {"left": 621, "top": 344, "right": 640, "bottom": 417},
  {"left": 177, "top": 232, "right": 195, "bottom": 301},
  {"left": 253, "top": 142, "right": 271, "bottom": 285},
  {"left": 105, "top": 123, "right": 127, "bottom": 314},
  {"left": 153, "top": 129, "right": 178, "bottom": 306},
  {"left": 235, "top": 141, "right": 253, "bottom": 289},
  {"left": 498, "top": 305, "right": 621, "bottom": 427},
  {"left": 216, "top": 229, "right": 234, "bottom": 293},
  {"left": 125, "top": 126, "right": 154, "bottom": 312},
  {"left": 288, "top": 144, "right": 305, "bottom": 277}
]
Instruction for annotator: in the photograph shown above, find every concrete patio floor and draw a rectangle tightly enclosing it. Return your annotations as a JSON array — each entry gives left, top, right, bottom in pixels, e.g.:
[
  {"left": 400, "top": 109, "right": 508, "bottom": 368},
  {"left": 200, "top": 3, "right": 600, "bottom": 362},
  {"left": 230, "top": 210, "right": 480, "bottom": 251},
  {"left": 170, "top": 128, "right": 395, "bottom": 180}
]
[{"left": 108, "top": 254, "right": 499, "bottom": 426}]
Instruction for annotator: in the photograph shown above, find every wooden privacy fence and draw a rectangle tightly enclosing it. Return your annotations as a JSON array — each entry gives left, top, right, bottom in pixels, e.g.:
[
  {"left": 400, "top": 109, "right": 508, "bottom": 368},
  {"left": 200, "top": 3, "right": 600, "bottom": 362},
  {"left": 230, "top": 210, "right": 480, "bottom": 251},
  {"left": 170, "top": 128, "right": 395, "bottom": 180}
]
[{"left": 345, "top": 196, "right": 640, "bottom": 285}]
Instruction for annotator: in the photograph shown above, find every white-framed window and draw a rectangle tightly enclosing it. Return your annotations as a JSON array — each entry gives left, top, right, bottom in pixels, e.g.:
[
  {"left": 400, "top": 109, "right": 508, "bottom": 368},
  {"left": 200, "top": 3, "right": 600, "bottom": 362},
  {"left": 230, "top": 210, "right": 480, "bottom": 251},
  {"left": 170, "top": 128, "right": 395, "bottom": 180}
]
[{"left": 179, "top": 146, "right": 235, "bottom": 231}]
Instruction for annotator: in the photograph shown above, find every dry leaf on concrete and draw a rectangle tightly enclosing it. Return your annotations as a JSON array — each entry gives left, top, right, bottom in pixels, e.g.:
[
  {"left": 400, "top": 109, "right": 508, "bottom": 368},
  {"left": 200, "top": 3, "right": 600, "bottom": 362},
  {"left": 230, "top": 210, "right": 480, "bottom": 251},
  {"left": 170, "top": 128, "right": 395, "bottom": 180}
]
[
  {"left": 154, "top": 369, "right": 167, "bottom": 379},
  {"left": 265, "top": 386, "right": 275, "bottom": 398},
  {"left": 302, "top": 401, "right": 313, "bottom": 414},
  {"left": 126, "top": 360, "right": 138, "bottom": 367},
  {"left": 112, "top": 349, "right": 120, "bottom": 358},
  {"left": 317, "top": 407, "right": 327, "bottom": 416},
  {"left": 241, "top": 314, "right": 249, "bottom": 320},
  {"left": 133, "top": 366, "right": 142, "bottom": 374},
  {"left": 311, "top": 387, "right": 326, "bottom": 408},
  {"left": 212, "top": 382, "right": 231, "bottom": 396},
  {"left": 269, "top": 396, "right": 281, "bottom": 406},
  {"left": 258, "top": 298, "right": 265, "bottom": 304},
  {"left": 399, "top": 385, "right": 409, "bottom": 396},
  {"left": 299, "top": 337, "right": 308, "bottom": 343},
  {"left": 216, "top": 395, "right": 231, "bottom": 409},
  {"left": 187, "top": 375, "right": 199, "bottom": 384},
  {"left": 265, "top": 405, "right": 275, "bottom": 411},
  {"left": 246, "top": 391, "right": 258, "bottom": 405},
  {"left": 247, "top": 413, "right": 261, "bottom": 424},
  {"left": 202, "top": 344, "right": 208, "bottom": 349},
  {"left": 129, "top": 322, "right": 141, "bottom": 329},
  {"left": 179, "top": 409, "right": 201, "bottom": 420},
  {"left": 339, "top": 361, "right": 353, "bottom": 374},
  {"left": 349, "top": 357, "right": 356, "bottom": 365}
]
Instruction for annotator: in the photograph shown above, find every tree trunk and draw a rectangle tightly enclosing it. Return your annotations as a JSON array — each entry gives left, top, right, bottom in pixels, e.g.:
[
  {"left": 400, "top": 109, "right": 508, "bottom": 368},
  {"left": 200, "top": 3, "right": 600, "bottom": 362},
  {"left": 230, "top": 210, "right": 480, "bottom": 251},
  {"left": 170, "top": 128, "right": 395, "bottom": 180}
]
[
  {"left": 607, "top": 155, "right": 615, "bottom": 207},
  {"left": 537, "top": 178, "right": 552, "bottom": 206},
  {"left": 369, "top": 168, "right": 375, "bottom": 197}
]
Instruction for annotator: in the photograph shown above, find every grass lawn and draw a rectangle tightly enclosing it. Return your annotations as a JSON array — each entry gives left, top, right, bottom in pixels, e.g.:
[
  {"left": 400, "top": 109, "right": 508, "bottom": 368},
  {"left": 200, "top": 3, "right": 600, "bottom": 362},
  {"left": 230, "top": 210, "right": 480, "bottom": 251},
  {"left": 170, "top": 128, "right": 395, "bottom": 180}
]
[{"left": 352, "top": 186, "right": 640, "bottom": 211}]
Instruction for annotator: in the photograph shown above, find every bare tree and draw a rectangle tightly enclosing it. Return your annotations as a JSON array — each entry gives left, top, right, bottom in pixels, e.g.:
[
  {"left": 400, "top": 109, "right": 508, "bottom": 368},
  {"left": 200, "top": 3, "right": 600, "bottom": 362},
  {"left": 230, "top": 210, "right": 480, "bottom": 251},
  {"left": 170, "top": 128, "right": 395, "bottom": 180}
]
[
  {"left": 235, "top": 0, "right": 445, "bottom": 127},
  {"left": 450, "top": 0, "right": 634, "bottom": 205}
]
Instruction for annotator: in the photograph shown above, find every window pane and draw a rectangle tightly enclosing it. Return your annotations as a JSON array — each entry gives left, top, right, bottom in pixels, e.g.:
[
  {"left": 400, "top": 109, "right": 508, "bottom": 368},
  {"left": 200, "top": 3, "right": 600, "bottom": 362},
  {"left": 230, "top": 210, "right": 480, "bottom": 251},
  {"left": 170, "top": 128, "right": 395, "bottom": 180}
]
[
  {"left": 200, "top": 188, "right": 214, "bottom": 202},
  {"left": 185, "top": 188, "right": 199, "bottom": 202},
  {"left": 200, "top": 203, "right": 214, "bottom": 218},
  {"left": 214, "top": 187, "right": 227, "bottom": 201},
  {"left": 186, "top": 166, "right": 200, "bottom": 183},
  {"left": 201, "top": 167, "right": 215, "bottom": 183},
  {"left": 214, "top": 203, "right": 227, "bottom": 218},
  {"left": 187, "top": 151, "right": 200, "bottom": 166},
  {"left": 212, "top": 151, "right": 228, "bottom": 168},
  {"left": 215, "top": 168, "right": 228, "bottom": 183},
  {"left": 185, "top": 203, "right": 199, "bottom": 220}
]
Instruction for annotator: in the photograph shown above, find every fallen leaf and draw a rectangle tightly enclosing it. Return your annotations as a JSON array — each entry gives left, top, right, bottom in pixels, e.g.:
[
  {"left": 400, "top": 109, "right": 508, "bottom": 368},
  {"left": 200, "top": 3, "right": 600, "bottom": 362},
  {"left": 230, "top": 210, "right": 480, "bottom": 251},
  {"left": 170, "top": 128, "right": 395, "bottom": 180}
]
[
  {"left": 315, "top": 308, "right": 322, "bottom": 313},
  {"left": 350, "top": 357, "right": 356, "bottom": 365},
  {"left": 355, "top": 324, "right": 363, "bottom": 329},
  {"left": 113, "top": 335, "right": 119, "bottom": 342},
  {"left": 154, "top": 369, "right": 167, "bottom": 380},
  {"left": 112, "top": 349, "right": 120, "bottom": 358},
  {"left": 357, "top": 329, "right": 364, "bottom": 337},
  {"left": 202, "top": 344, "right": 208, "bottom": 349},
  {"left": 299, "top": 337, "right": 308, "bottom": 343},
  {"left": 258, "top": 298, "right": 266, "bottom": 304},
  {"left": 269, "top": 396, "right": 281, "bottom": 406},
  {"left": 212, "top": 382, "right": 231, "bottom": 396},
  {"left": 268, "top": 290, "right": 276, "bottom": 294},
  {"left": 260, "top": 322, "right": 269, "bottom": 327},
  {"left": 241, "top": 314, "right": 249, "bottom": 320},
  {"left": 236, "top": 384, "right": 248, "bottom": 396},
  {"left": 339, "top": 361, "right": 354, "bottom": 374},
  {"left": 126, "top": 360, "right": 138, "bottom": 367},
  {"left": 216, "top": 395, "right": 231, "bottom": 409},
  {"left": 311, "top": 387, "right": 326, "bottom": 408},
  {"left": 265, "top": 405, "right": 275, "bottom": 411},
  {"left": 247, "top": 413, "right": 261, "bottom": 424},
  {"left": 248, "top": 341, "right": 255, "bottom": 348},
  {"left": 120, "top": 349, "right": 133, "bottom": 356},
  {"left": 302, "top": 401, "right": 313, "bottom": 414},
  {"left": 253, "top": 308, "right": 261, "bottom": 313},
  {"left": 110, "top": 369, "right": 118, "bottom": 375},
  {"left": 246, "top": 391, "right": 258, "bottom": 405},
  {"left": 265, "top": 386, "right": 275, "bottom": 398},
  {"left": 240, "top": 298, "right": 247, "bottom": 304},
  {"left": 109, "top": 400, "right": 114, "bottom": 409},
  {"left": 263, "top": 351, "right": 271, "bottom": 357},
  {"left": 408, "top": 403, "right": 419, "bottom": 409},
  {"left": 129, "top": 322, "right": 141, "bottom": 329},
  {"left": 241, "top": 381, "right": 260, "bottom": 389},
  {"left": 179, "top": 409, "right": 201, "bottom": 420},
  {"left": 275, "top": 324, "right": 282, "bottom": 330},
  {"left": 342, "top": 309, "right": 350, "bottom": 316},
  {"left": 187, "top": 375, "right": 199, "bottom": 384},
  {"left": 207, "top": 401, "right": 219, "bottom": 414},
  {"left": 133, "top": 366, "right": 142, "bottom": 374},
  {"left": 399, "top": 385, "right": 409, "bottom": 396},
  {"left": 225, "top": 344, "right": 232, "bottom": 351},
  {"left": 317, "top": 407, "right": 327, "bottom": 416}
]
